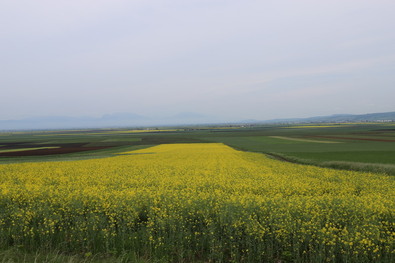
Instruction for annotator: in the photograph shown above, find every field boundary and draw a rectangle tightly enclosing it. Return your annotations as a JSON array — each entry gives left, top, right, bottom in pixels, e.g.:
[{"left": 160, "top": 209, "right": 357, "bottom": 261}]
[
  {"left": 266, "top": 152, "right": 395, "bottom": 176},
  {"left": 269, "top": 136, "right": 340, "bottom": 143}
]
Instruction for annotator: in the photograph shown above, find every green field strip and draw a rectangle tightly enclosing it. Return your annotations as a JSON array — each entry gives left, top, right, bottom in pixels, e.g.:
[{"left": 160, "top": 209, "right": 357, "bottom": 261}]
[
  {"left": 269, "top": 136, "right": 341, "bottom": 143},
  {"left": 34, "top": 129, "right": 182, "bottom": 136},
  {"left": 281, "top": 125, "right": 352, "bottom": 129},
  {"left": 324, "top": 134, "right": 395, "bottom": 140},
  {"left": 309, "top": 135, "right": 395, "bottom": 142},
  {"left": 287, "top": 151, "right": 395, "bottom": 164},
  {"left": 101, "top": 138, "right": 141, "bottom": 142}
]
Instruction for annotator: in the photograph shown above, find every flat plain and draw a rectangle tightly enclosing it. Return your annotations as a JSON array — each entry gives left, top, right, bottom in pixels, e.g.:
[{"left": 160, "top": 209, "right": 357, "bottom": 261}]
[{"left": 0, "top": 123, "right": 394, "bottom": 262}]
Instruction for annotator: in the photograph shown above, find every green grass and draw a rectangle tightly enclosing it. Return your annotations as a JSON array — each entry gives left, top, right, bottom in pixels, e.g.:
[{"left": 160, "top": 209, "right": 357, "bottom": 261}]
[
  {"left": 268, "top": 136, "right": 341, "bottom": 143},
  {"left": 267, "top": 152, "right": 395, "bottom": 176},
  {"left": 0, "top": 248, "right": 156, "bottom": 263},
  {"left": 288, "top": 151, "right": 395, "bottom": 164}
]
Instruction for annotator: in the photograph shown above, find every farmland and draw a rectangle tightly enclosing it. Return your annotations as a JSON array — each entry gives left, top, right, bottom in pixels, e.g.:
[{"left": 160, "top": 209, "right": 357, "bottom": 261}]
[
  {"left": 1, "top": 123, "right": 394, "bottom": 174},
  {"left": 0, "top": 123, "right": 394, "bottom": 262}
]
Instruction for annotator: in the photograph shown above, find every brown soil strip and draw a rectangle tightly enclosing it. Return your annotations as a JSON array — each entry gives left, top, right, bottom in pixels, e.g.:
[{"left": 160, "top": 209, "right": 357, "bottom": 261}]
[{"left": 0, "top": 143, "right": 111, "bottom": 157}]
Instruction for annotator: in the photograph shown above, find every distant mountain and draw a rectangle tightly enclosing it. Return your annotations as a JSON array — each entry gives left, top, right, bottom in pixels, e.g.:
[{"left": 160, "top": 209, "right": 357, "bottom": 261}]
[
  {"left": 237, "top": 119, "right": 261, "bottom": 124},
  {"left": 0, "top": 112, "right": 221, "bottom": 131},
  {"left": 0, "top": 113, "right": 151, "bottom": 130},
  {"left": 260, "top": 111, "right": 395, "bottom": 124},
  {"left": 165, "top": 112, "right": 221, "bottom": 124},
  {"left": 100, "top": 113, "right": 146, "bottom": 121},
  {"left": 1, "top": 111, "right": 394, "bottom": 131}
]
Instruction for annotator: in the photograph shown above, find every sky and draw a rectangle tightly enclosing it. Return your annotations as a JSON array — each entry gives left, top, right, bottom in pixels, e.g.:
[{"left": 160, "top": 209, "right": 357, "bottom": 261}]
[{"left": 1, "top": 0, "right": 395, "bottom": 122}]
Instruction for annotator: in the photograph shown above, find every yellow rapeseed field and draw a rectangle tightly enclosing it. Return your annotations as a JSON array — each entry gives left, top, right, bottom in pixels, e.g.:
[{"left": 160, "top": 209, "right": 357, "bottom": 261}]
[{"left": 0, "top": 143, "right": 394, "bottom": 262}]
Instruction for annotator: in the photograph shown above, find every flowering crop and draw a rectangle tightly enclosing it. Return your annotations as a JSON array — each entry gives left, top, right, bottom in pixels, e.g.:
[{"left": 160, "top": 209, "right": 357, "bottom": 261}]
[{"left": 0, "top": 143, "right": 394, "bottom": 262}]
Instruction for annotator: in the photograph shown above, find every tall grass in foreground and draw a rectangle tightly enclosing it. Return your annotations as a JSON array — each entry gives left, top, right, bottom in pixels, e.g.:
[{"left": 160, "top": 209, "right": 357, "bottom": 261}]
[{"left": 0, "top": 144, "right": 394, "bottom": 262}]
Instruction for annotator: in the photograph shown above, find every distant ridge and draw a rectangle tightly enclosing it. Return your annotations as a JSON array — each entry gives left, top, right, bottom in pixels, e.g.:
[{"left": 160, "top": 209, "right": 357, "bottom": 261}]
[
  {"left": 259, "top": 111, "right": 395, "bottom": 124},
  {"left": 0, "top": 112, "right": 221, "bottom": 131},
  {"left": 0, "top": 111, "right": 394, "bottom": 131}
]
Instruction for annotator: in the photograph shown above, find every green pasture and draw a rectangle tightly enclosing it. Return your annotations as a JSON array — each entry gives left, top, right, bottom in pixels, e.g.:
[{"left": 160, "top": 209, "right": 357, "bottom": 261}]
[{"left": 288, "top": 151, "right": 395, "bottom": 164}]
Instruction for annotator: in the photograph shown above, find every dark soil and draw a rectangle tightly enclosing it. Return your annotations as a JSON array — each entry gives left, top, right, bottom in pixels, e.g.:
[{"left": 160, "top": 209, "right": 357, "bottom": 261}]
[{"left": 0, "top": 143, "right": 112, "bottom": 157}]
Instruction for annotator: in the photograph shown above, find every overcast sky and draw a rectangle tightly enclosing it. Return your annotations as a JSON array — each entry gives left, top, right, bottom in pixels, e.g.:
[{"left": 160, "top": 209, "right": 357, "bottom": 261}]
[{"left": 1, "top": 0, "right": 394, "bottom": 122}]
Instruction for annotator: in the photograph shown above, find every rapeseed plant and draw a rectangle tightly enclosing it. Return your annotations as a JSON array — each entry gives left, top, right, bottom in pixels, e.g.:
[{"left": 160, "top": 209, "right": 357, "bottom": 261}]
[{"left": 0, "top": 143, "right": 393, "bottom": 262}]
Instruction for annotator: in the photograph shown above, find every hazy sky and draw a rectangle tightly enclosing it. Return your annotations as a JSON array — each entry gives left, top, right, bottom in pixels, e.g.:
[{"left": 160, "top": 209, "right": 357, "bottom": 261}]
[{"left": 1, "top": 0, "right": 395, "bottom": 121}]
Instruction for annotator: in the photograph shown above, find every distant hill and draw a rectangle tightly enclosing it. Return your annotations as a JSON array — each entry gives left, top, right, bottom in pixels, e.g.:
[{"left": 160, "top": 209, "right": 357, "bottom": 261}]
[
  {"left": 260, "top": 111, "right": 395, "bottom": 124},
  {"left": 1, "top": 111, "right": 394, "bottom": 131},
  {"left": 0, "top": 112, "right": 221, "bottom": 131}
]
